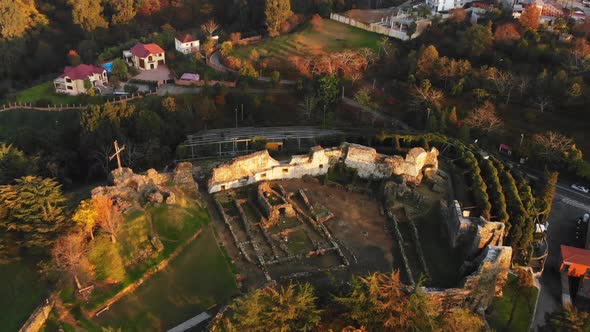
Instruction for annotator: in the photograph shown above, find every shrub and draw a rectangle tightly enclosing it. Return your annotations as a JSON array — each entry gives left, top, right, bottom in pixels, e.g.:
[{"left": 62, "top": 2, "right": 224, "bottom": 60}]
[
  {"left": 220, "top": 41, "right": 233, "bottom": 57},
  {"left": 35, "top": 98, "right": 52, "bottom": 107},
  {"left": 124, "top": 84, "right": 139, "bottom": 94},
  {"left": 239, "top": 63, "right": 259, "bottom": 80},
  {"left": 270, "top": 71, "right": 281, "bottom": 86},
  {"left": 230, "top": 32, "right": 242, "bottom": 44},
  {"left": 310, "top": 14, "right": 323, "bottom": 32},
  {"left": 480, "top": 159, "right": 509, "bottom": 224}
]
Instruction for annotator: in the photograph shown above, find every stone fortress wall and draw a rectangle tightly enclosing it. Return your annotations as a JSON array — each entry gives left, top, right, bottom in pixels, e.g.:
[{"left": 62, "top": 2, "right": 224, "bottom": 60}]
[{"left": 208, "top": 143, "right": 439, "bottom": 193}]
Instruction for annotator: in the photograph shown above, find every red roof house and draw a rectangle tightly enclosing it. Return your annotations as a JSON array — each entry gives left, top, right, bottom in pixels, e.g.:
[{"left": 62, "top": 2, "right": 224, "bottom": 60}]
[
  {"left": 128, "top": 43, "right": 166, "bottom": 70},
  {"left": 175, "top": 33, "right": 200, "bottom": 54},
  {"left": 62, "top": 64, "right": 105, "bottom": 80}
]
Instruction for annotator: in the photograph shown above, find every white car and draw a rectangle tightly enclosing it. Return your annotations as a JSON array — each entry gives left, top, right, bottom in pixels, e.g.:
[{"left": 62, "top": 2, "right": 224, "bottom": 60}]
[{"left": 571, "top": 184, "right": 589, "bottom": 193}]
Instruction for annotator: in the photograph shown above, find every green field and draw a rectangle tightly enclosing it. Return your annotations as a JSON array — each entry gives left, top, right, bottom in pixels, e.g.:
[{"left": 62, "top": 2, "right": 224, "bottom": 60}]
[
  {"left": 8, "top": 82, "right": 87, "bottom": 106},
  {"left": 229, "top": 20, "right": 380, "bottom": 75},
  {"left": 0, "top": 262, "right": 48, "bottom": 331},
  {"left": 93, "top": 226, "right": 238, "bottom": 331},
  {"left": 487, "top": 274, "right": 539, "bottom": 332}
]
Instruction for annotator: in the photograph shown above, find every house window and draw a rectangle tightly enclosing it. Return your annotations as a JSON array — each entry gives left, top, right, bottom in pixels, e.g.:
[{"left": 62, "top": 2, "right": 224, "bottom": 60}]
[
  {"left": 221, "top": 185, "right": 226, "bottom": 191},
  {"left": 67, "top": 86, "right": 73, "bottom": 90},
  {"left": 282, "top": 168, "right": 289, "bottom": 173},
  {"left": 260, "top": 173, "right": 267, "bottom": 179},
  {"left": 148, "top": 55, "right": 153, "bottom": 61},
  {"left": 65, "top": 78, "right": 72, "bottom": 83},
  {"left": 319, "top": 164, "right": 324, "bottom": 169}
]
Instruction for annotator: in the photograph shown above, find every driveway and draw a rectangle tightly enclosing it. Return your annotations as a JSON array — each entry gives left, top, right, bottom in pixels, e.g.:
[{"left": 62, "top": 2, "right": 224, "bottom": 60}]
[{"left": 132, "top": 65, "right": 174, "bottom": 82}]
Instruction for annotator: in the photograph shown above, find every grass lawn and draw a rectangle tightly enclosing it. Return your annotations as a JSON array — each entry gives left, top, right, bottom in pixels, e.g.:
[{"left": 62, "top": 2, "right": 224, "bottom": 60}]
[
  {"left": 93, "top": 226, "right": 238, "bottom": 331},
  {"left": 229, "top": 20, "right": 380, "bottom": 76},
  {"left": 487, "top": 274, "right": 539, "bottom": 332},
  {"left": 8, "top": 82, "right": 87, "bottom": 106},
  {"left": 287, "top": 228, "right": 314, "bottom": 254},
  {"left": 0, "top": 262, "right": 48, "bottom": 331}
]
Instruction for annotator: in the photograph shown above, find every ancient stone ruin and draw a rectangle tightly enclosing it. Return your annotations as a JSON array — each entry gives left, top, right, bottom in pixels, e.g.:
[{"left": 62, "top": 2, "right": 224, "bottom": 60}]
[
  {"left": 208, "top": 143, "right": 439, "bottom": 193},
  {"left": 91, "top": 162, "right": 199, "bottom": 211},
  {"left": 257, "top": 182, "right": 296, "bottom": 228}
]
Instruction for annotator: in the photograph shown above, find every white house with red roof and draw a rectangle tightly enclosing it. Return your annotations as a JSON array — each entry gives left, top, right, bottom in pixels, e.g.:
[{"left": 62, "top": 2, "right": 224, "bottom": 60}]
[
  {"left": 53, "top": 64, "right": 108, "bottom": 96},
  {"left": 128, "top": 43, "right": 166, "bottom": 70},
  {"left": 175, "top": 33, "right": 200, "bottom": 54}
]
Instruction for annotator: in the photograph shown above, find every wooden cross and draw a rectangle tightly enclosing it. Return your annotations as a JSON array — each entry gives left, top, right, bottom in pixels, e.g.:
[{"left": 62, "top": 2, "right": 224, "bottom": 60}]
[{"left": 109, "top": 140, "right": 126, "bottom": 170}]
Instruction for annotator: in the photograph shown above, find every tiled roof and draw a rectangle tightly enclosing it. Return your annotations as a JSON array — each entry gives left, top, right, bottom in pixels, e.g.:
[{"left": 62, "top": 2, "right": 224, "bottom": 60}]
[
  {"left": 130, "top": 43, "right": 165, "bottom": 58},
  {"left": 176, "top": 33, "right": 197, "bottom": 43},
  {"left": 63, "top": 64, "right": 105, "bottom": 80},
  {"left": 562, "top": 245, "right": 590, "bottom": 267}
]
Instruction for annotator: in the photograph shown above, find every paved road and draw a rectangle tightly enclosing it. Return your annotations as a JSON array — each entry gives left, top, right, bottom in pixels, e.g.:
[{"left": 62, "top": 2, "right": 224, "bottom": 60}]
[{"left": 527, "top": 166, "right": 590, "bottom": 330}]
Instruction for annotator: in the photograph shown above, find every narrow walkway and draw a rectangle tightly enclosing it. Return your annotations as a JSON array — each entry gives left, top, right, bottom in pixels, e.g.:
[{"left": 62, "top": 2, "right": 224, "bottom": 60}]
[{"left": 166, "top": 312, "right": 211, "bottom": 332}]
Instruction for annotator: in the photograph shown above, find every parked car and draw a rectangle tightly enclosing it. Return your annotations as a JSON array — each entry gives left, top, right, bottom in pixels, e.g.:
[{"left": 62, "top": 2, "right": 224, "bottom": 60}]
[{"left": 571, "top": 184, "right": 589, "bottom": 193}]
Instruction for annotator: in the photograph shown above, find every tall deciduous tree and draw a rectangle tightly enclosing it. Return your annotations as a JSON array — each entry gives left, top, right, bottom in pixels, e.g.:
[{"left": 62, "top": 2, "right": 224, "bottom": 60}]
[
  {"left": 265, "top": 0, "right": 292, "bottom": 36},
  {"left": 52, "top": 231, "right": 87, "bottom": 287},
  {"left": 495, "top": 23, "right": 521, "bottom": 45},
  {"left": 416, "top": 45, "right": 439, "bottom": 79},
  {"left": 110, "top": 0, "right": 137, "bottom": 25},
  {"left": 94, "top": 195, "right": 122, "bottom": 243},
  {"left": 464, "top": 101, "right": 503, "bottom": 133},
  {"left": 0, "top": 176, "right": 67, "bottom": 250},
  {"left": 68, "top": 0, "right": 109, "bottom": 33},
  {"left": 0, "top": 0, "right": 47, "bottom": 40},
  {"left": 201, "top": 19, "right": 219, "bottom": 37},
  {"left": 519, "top": 4, "right": 540, "bottom": 31},
  {"left": 72, "top": 199, "right": 98, "bottom": 240}
]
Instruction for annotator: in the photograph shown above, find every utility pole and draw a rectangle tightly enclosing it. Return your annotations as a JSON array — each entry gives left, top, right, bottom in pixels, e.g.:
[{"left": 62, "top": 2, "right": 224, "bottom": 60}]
[
  {"left": 520, "top": 133, "right": 524, "bottom": 148},
  {"left": 235, "top": 107, "right": 238, "bottom": 128},
  {"left": 241, "top": 104, "right": 244, "bottom": 120},
  {"left": 323, "top": 104, "right": 326, "bottom": 127},
  {"left": 341, "top": 86, "right": 344, "bottom": 99}
]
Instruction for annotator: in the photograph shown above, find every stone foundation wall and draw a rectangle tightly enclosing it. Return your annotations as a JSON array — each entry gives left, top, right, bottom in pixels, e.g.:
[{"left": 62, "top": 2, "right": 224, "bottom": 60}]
[{"left": 208, "top": 143, "right": 439, "bottom": 193}]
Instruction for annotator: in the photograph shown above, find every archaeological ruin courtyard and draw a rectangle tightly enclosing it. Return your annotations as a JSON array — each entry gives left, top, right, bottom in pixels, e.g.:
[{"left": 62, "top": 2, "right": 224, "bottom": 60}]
[{"left": 209, "top": 143, "right": 512, "bottom": 301}]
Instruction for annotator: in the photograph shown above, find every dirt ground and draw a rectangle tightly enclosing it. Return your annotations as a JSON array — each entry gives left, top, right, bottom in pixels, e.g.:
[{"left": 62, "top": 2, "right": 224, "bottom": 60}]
[{"left": 280, "top": 179, "right": 395, "bottom": 273}]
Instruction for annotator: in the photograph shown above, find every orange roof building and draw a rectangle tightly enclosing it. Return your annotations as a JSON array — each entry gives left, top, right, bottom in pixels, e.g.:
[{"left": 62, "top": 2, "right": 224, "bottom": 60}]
[
  {"left": 127, "top": 43, "right": 166, "bottom": 70},
  {"left": 561, "top": 245, "right": 590, "bottom": 277}
]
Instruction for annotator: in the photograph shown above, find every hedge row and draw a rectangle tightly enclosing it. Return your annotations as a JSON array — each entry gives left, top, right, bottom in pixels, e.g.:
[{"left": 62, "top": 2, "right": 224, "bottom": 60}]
[
  {"left": 479, "top": 159, "right": 510, "bottom": 225},
  {"left": 494, "top": 160, "right": 528, "bottom": 250},
  {"left": 461, "top": 151, "right": 492, "bottom": 220}
]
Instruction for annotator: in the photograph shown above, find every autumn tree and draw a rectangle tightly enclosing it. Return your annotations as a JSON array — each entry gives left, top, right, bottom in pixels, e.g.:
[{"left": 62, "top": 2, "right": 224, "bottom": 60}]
[
  {"left": 265, "top": 0, "right": 293, "bottom": 36},
  {"left": 94, "top": 195, "right": 122, "bottom": 243},
  {"left": 52, "top": 231, "right": 88, "bottom": 288},
  {"left": 67, "top": 50, "right": 82, "bottom": 66},
  {"left": 111, "top": 59, "right": 128, "bottom": 81},
  {"left": 110, "top": 0, "right": 136, "bottom": 25},
  {"left": 72, "top": 199, "right": 98, "bottom": 240},
  {"left": 416, "top": 45, "right": 439, "bottom": 79},
  {"left": 0, "top": 0, "right": 47, "bottom": 40},
  {"left": 213, "top": 283, "right": 321, "bottom": 331},
  {"left": 520, "top": 4, "right": 540, "bottom": 31},
  {"left": 464, "top": 101, "right": 503, "bottom": 133},
  {"left": 354, "top": 88, "right": 378, "bottom": 114},
  {"left": 410, "top": 79, "right": 445, "bottom": 112},
  {"left": 495, "top": 23, "right": 521, "bottom": 45},
  {"left": 483, "top": 67, "right": 517, "bottom": 104},
  {"left": 533, "top": 131, "right": 575, "bottom": 162},
  {"left": 201, "top": 19, "right": 219, "bottom": 37},
  {"left": 0, "top": 176, "right": 67, "bottom": 250},
  {"left": 68, "top": 0, "right": 109, "bottom": 32}
]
